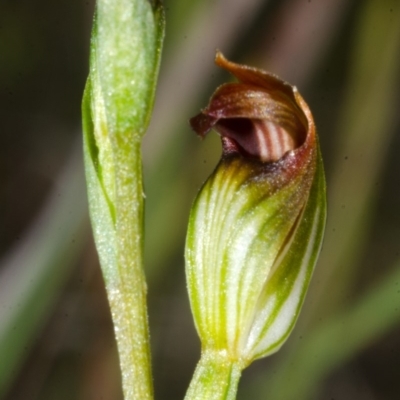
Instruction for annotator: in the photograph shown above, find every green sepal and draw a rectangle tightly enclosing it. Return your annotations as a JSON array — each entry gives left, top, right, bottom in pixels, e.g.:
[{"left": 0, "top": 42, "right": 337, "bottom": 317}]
[
  {"left": 186, "top": 148, "right": 324, "bottom": 363},
  {"left": 243, "top": 148, "right": 326, "bottom": 360}
]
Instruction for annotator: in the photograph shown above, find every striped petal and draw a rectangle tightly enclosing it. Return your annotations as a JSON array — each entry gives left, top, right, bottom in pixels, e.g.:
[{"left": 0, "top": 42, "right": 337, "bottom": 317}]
[{"left": 186, "top": 52, "right": 326, "bottom": 364}]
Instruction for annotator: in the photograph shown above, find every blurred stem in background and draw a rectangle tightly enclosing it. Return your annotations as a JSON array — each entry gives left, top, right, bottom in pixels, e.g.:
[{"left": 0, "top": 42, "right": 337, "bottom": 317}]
[
  {"left": 0, "top": 148, "right": 88, "bottom": 398},
  {"left": 312, "top": 0, "right": 400, "bottom": 315}
]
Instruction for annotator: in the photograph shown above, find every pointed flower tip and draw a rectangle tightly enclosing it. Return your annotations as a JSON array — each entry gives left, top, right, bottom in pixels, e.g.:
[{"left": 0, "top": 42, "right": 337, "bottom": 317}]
[
  {"left": 186, "top": 54, "right": 326, "bottom": 364},
  {"left": 214, "top": 50, "right": 228, "bottom": 67},
  {"left": 189, "top": 113, "right": 217, "bottom": 138}
]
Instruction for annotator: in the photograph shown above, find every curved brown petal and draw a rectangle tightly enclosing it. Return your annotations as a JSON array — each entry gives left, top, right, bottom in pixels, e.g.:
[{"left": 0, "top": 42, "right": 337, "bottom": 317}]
[{"left": 190, "top": 52, "right": 314, "bottom": 163}]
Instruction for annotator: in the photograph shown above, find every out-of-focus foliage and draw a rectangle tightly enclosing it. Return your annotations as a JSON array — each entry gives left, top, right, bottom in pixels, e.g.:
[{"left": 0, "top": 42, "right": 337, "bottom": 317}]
[{"left": 0, "top": 0, "right": 399, "bottom": 399}]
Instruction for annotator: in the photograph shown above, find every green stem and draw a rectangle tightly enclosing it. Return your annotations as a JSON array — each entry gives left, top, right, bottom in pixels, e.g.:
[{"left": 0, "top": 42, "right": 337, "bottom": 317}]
[
  {"left": 107, "top": 143, "right": 153, "bottom": 400},
  {"left": 184, "top": 350, "right": 243, "bottom": 400},
  {"left": 84, "top": 1, "right": 164, "bottom": 396}
]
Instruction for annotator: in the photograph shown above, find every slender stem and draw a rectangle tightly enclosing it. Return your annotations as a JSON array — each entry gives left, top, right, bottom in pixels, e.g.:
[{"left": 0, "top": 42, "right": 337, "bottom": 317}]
[
  {"left": 184, "top": 350, "right": 243, "bottom": 400},
  {"left": 107, "top": 143, "right": 153, "bottom": 400}
]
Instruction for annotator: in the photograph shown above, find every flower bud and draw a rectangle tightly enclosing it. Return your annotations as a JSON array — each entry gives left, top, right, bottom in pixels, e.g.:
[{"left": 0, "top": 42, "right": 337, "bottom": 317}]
[{"left": 185, "top": 52, "right": 326, "bottom": 364}]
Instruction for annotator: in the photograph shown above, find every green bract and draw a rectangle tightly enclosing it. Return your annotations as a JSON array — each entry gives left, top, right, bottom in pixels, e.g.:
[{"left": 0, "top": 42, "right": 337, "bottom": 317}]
[
  {"left": 83, "top": 0, "right": 164, "bottom": 284},
  {"left": 186, "top": 53, "right": 326, "bottom": 366}
]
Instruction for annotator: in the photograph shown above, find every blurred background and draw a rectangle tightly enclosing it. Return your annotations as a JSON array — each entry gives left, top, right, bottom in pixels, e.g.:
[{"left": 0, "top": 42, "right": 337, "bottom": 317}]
[{"left": 1, "top": 0, "right": 400, "bottom": 399}]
